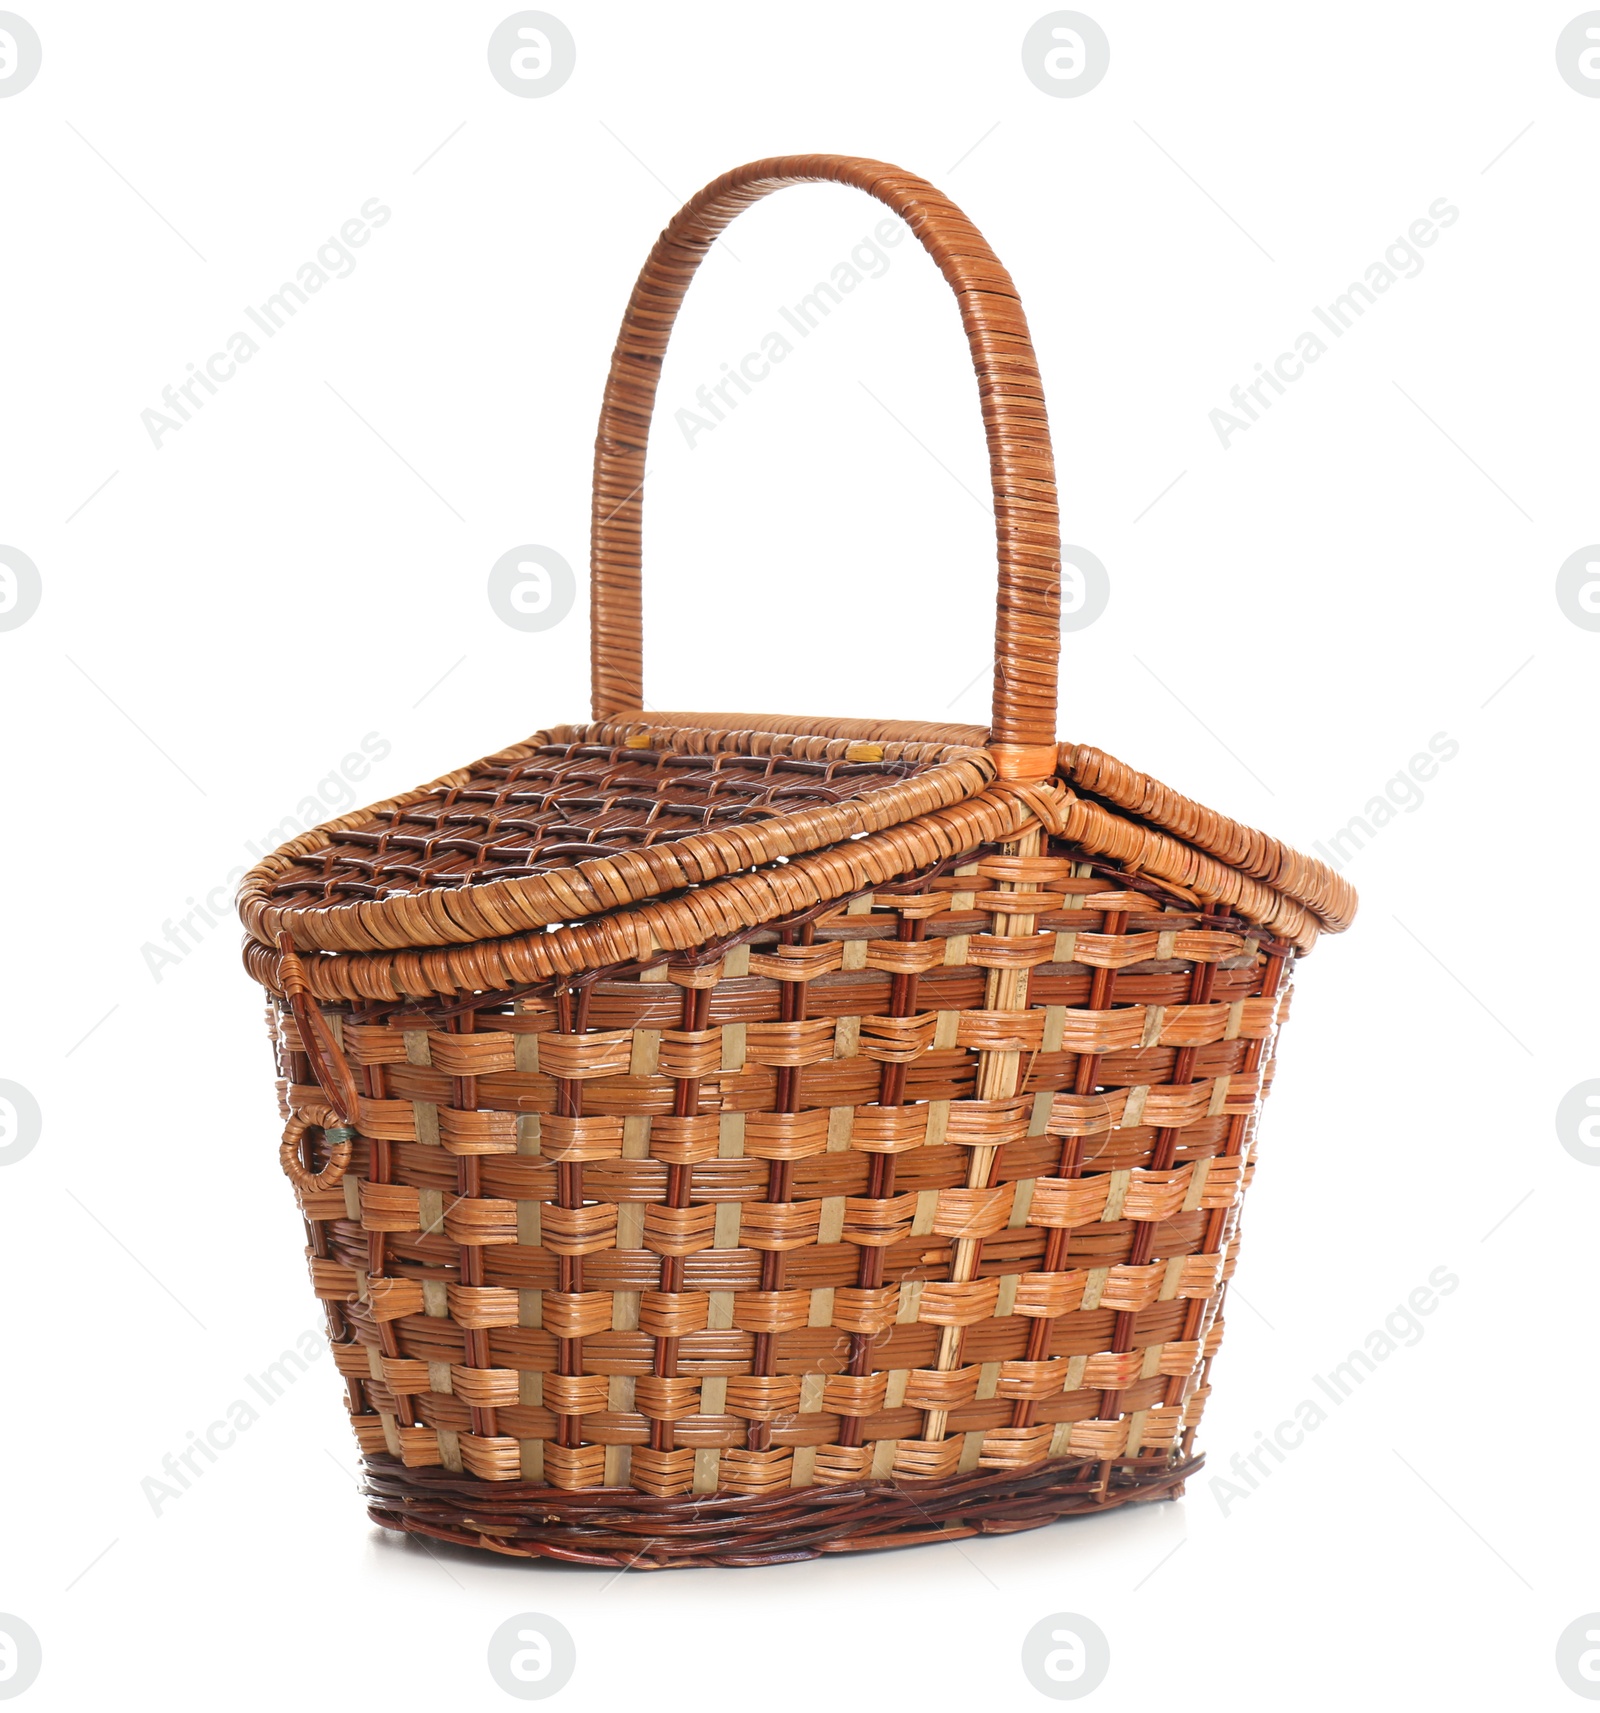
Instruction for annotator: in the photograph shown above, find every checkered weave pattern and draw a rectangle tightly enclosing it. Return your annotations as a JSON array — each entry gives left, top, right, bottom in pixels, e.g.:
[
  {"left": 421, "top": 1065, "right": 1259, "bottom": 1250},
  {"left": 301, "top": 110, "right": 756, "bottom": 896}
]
[{"left": 267, "top": 825, "right": 1315, "bottom": 1561}]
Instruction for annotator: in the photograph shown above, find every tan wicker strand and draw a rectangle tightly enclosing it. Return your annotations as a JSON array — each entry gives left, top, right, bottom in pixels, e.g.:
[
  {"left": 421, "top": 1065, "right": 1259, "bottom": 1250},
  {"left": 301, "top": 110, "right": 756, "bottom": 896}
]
[
  {"left": 915, "top": 827, "right": 1042, "bottom": 1469},
  {"left": 590, "top": 156, "right": 1060, "bottom": 749}
]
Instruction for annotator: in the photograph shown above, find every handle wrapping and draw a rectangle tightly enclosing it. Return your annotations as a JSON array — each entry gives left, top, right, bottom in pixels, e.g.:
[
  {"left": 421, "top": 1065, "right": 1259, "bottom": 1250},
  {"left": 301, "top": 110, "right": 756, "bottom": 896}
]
[
  {"left": 590, "top": 155, "right": 1060, "bottom": 750},
  {"left": 278, "top": 934, "right": 360, "bottom": 1125}
]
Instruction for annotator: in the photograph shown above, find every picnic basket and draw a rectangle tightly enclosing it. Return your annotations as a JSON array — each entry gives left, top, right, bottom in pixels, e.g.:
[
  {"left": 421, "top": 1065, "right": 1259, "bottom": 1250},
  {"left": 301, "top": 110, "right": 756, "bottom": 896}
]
[{"left": 238, "top": 154, "right": 1357, "bottom": 1568}]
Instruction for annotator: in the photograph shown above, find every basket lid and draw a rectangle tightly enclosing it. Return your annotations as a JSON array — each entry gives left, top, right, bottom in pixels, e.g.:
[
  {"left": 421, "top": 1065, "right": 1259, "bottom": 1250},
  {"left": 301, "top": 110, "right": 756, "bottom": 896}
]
[
  {"left": 237, "top": 715, "right": 1008, "bottom": 958},
  {"left": 237, "top": 708, "right": 1355, "bottom": 1009}
]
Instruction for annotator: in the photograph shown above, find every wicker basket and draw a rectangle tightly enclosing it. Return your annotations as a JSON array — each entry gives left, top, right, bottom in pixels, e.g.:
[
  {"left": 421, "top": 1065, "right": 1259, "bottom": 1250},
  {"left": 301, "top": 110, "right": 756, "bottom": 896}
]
[{"left": 239, "top": 155, "right": 1357, "bottom": 1568}]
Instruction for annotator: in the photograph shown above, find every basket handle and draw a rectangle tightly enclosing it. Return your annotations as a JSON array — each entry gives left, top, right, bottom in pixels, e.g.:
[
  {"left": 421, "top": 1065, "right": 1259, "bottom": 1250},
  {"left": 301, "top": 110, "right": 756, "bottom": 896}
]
[{"left": 590, "top": 154, "right": 1061, "bottom": 768}]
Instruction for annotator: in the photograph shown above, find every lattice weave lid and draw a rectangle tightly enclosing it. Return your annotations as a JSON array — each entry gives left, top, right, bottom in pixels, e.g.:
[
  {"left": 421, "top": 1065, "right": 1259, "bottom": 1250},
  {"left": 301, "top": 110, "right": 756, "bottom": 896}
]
[{"left": 239, "top": 718, "right": 999, "bottom": 958}]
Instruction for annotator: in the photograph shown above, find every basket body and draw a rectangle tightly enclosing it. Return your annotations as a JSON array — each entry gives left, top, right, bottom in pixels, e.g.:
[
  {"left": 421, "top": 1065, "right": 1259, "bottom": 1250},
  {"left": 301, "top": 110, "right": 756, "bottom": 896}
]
[
  {"left": 247, "top": 718, "right": 1350, "bottom": 1567},
  {"left": 239, "top": 156, "right": 1354, "bottom": 1566}
]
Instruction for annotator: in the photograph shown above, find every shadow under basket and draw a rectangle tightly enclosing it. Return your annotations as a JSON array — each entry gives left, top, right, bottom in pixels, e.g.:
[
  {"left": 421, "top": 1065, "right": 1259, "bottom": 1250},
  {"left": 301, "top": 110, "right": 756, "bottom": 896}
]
[{"left": 238, "top": 155, "right": 1357, "bottom": 1570}]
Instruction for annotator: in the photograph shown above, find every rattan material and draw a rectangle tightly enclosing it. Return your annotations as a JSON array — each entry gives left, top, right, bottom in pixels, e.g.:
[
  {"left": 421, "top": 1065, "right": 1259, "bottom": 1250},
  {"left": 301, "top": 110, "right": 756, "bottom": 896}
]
[
  {"left": 239, "top": 725, "right": 994, "bottom": 956},
  {"left": 238, "top": 155, "right": 1355, "bottom": 1568},
  {"left": 590, "top": 155, "right": 1060, "bottom": 750}
]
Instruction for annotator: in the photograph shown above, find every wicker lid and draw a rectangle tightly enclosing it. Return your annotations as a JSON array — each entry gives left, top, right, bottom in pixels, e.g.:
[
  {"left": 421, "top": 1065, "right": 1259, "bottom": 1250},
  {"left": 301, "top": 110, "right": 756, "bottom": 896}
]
[
  {"left": 238, "top": 717, "right": 999, "bottom": 958},
  {"left": 237, "top": 708, "right": 1355, "bottom": 1007}
]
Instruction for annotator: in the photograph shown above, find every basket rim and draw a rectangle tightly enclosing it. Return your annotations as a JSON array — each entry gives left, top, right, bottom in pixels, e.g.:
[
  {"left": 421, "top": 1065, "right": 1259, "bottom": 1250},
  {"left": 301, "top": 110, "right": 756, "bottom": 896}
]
[{"left": 237, "top": 711, "right": 1356, "bottom": 1005}]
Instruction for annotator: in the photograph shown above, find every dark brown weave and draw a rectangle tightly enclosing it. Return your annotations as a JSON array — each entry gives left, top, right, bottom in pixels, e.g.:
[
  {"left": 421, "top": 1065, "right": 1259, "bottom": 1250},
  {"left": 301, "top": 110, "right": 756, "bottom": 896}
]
[
  {"left": 364, "top": 1452, "right": 1202, "bottom": 1568},
  {"left": 268, "top": 742, "right": 931, "bottom": 907}
]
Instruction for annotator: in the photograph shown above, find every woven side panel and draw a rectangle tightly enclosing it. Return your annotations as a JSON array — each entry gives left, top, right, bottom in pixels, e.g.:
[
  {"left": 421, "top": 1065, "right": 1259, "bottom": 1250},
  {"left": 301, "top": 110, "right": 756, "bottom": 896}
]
[{"left": 279, "top": 826, "right": 1293, "bottom": 1565}]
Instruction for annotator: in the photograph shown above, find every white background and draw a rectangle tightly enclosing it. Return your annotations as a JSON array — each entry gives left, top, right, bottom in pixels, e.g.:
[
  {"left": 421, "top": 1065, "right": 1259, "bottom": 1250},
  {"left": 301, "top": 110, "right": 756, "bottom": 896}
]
[{"left": 2, "top": 2, "right": 1596, "bottom": 1707}]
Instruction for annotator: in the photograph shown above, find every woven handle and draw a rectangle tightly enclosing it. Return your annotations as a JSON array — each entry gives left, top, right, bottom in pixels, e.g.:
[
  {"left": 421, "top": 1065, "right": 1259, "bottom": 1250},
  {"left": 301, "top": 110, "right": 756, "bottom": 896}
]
[{"left": 591, "top": 154, "right": 1061, "bottom": 759}]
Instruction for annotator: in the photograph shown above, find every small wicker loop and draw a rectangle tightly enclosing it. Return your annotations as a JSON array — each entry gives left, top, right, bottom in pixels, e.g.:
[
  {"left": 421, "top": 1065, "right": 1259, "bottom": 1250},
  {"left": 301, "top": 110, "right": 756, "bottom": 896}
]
[{"left": 280, "top": 1107, "right": 354, "bottom": 1192}]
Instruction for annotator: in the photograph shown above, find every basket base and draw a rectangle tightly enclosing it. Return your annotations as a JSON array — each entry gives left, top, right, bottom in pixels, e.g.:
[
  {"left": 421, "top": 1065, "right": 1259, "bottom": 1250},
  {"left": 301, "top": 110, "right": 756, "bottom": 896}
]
[{"left": 363, "top": 1451, "right": 1202, "bottom": 1569}]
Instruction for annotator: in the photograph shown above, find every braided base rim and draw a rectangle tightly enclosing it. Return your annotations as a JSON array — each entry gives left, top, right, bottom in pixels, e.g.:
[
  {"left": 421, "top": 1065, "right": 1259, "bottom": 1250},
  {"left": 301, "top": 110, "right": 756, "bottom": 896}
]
[{"left": 363, "top": 1451, "right": 1202, "bottom": 1569}]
